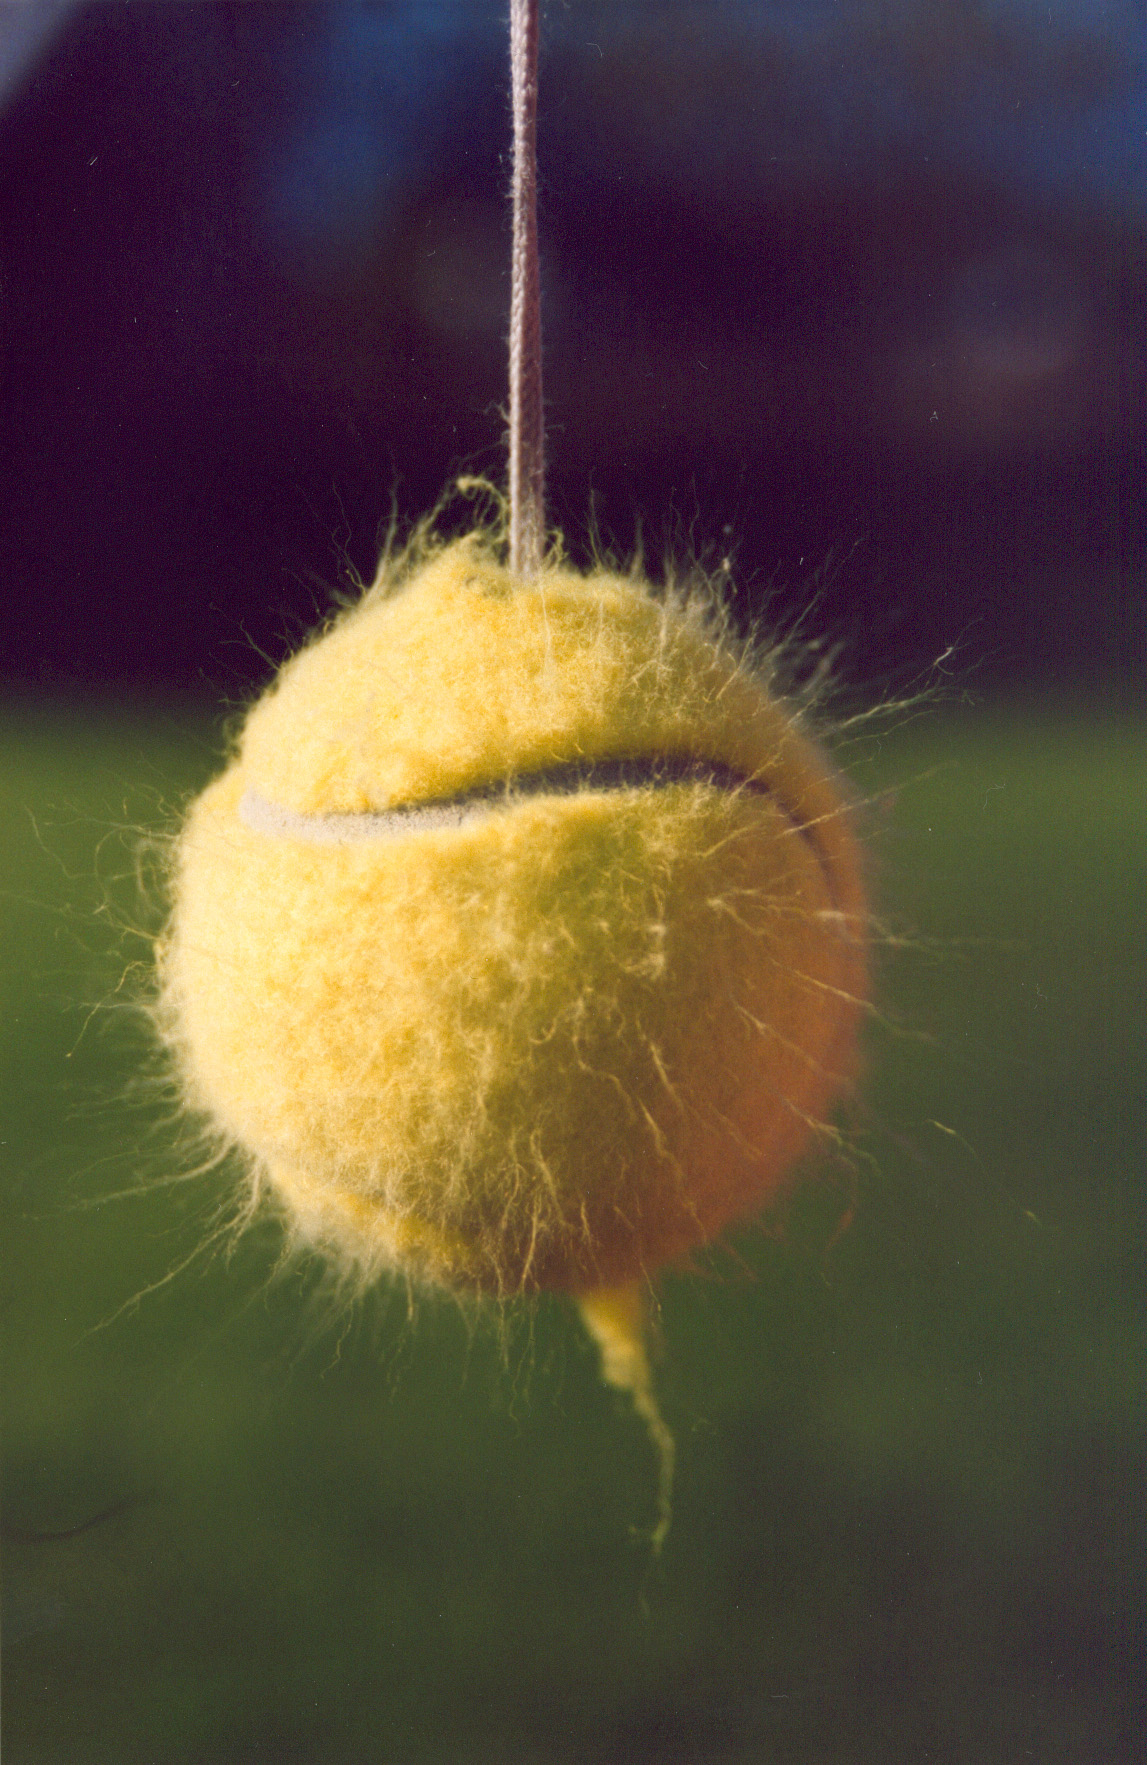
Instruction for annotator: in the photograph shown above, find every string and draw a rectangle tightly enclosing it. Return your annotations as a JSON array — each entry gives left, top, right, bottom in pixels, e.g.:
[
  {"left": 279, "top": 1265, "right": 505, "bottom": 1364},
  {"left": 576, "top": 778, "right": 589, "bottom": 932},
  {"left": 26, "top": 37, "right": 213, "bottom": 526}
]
[{"left": 508, "top": 0, "right": 545, "bottom": 578}]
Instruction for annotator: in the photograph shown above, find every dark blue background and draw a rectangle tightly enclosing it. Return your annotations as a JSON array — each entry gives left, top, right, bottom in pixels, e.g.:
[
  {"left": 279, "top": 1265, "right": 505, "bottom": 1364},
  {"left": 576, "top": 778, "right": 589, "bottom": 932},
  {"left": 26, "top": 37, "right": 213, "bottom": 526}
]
[{"left": 1, "top": 1, "right": 1142, "bottom": 696}]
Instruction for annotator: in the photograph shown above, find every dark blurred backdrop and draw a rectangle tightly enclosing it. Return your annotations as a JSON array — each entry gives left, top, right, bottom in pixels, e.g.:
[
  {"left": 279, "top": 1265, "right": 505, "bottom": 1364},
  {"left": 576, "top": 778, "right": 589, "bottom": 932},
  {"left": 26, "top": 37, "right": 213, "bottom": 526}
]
[
  {"left": 2, "top": 14, "right": 1143, "bottom": 1761},
  {"left": 1, "top": 0, "right": 1143, "bottom": 700}
]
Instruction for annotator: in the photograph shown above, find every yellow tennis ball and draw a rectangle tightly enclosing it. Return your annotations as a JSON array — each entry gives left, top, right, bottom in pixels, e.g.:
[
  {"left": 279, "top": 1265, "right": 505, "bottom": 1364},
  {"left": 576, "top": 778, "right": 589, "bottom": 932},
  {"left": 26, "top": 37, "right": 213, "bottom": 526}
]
[{"left": 157, "top": 535, "right": 868, "bottom": 1298}]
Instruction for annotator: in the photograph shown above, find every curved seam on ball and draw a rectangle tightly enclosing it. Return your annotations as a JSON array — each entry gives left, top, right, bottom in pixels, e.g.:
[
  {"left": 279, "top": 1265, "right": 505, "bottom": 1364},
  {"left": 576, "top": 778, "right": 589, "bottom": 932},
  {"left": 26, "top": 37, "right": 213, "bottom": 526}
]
[
  {"left": 238, "top": 758, "right": 850, "bottom": 923},
  {"left": 240, "top": 754, "right": 777, "bottom": 840}
]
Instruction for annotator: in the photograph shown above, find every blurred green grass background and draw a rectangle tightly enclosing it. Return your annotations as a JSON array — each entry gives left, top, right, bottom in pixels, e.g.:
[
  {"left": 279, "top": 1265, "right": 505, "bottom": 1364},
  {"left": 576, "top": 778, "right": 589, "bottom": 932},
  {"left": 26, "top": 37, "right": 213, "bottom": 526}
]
[{"left": 1, "top": 697, "right": 1140, "bottom": 1764}]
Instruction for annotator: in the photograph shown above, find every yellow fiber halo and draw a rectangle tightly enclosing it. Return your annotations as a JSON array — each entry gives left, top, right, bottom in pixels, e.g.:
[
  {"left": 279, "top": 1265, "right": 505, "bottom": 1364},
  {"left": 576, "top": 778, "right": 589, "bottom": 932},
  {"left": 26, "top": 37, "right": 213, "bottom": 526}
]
[{"left": 158, "top": 537, "right": 868, "bottom": 1295}]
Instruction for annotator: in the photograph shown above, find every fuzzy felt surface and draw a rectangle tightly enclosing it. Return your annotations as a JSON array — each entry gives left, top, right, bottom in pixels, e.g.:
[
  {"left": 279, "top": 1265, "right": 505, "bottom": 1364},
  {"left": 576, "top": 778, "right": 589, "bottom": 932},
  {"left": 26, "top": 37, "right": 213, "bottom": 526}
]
[{"left": 159, "top": 539, "right": 868, "bottom": 1293}]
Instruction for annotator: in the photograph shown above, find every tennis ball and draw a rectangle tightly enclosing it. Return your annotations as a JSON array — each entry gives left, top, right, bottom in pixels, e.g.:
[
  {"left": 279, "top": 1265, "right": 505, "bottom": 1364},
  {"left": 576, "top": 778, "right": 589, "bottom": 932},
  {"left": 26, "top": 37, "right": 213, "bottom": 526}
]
[{"left": 157, "top": 535, "right": 868, "bottom": 1300}]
